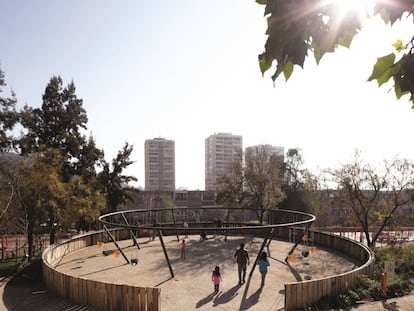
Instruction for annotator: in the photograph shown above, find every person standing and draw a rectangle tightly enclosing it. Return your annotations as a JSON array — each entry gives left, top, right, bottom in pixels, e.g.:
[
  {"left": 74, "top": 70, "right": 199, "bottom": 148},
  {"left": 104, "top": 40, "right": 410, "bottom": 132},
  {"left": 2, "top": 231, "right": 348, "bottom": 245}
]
[
  {"left": 180, "top": 239, "right": 186, "bottom": 259},
  {"left": 234, "top": 243, "right": 249, "bottom": 284},
  {"left": 257, "top": 251, "right": 270, "bottom": 288},
  {"left": 211, "top": 266, "right": 222, "bottom": 294},
  {"left": 183, "top": 220, "right": 189, "bottom": 238}
]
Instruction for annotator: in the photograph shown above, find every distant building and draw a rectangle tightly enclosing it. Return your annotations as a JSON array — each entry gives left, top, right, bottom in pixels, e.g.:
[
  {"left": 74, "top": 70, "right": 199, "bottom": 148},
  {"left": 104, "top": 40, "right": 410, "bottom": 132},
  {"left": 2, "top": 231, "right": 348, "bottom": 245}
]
[
  {"left": 205, "top": 133, "right": 242, "bottom": 191},
  {"left": 145, "top": 137, "right": 175, "bottom": 191}
]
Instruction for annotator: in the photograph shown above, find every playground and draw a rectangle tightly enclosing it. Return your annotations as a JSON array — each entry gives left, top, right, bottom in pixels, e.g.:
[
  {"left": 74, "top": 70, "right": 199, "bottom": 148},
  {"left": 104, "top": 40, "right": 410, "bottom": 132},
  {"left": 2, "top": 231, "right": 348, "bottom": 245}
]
[{"left": 53, "top": 233, "right": 358, "bottom": 310}]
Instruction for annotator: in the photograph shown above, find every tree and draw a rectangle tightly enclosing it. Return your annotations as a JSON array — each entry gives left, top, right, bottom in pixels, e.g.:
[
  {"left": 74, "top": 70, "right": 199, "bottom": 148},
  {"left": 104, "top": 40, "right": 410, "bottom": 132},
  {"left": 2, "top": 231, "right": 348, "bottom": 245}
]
[
  {"left": 0, "top": 65, "right": 18, "bottom": 151},
  {"left": 13, "top": 150, "right": 66, "bottom": 258},
  {"left": 216, "top": 146, "right": 285, "bottom": 224},
  {"left": 18, "top": 75, "right": 91, "bottom": 179},
  {"left": 0, "top": 153, "right": 25, "bottom": 234},
  {"left": 256, "top": 0, "right": 414, "bottom": 106},
  {"left": 325, "top": 151, "right": 414, "bottom": 247},
  {"left": 98, "top": 142, "right": 137, "bottom": 213},
  {"left": 280, "top": 148, "right": 320, "bottom": 214}
]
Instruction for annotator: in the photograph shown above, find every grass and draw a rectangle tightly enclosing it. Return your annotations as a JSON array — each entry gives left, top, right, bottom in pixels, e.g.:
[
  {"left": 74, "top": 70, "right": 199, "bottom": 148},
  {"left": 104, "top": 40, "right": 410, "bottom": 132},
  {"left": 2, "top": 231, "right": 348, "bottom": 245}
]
[{"left": 0, "top": 255, "right": 43, "bottom": 284}]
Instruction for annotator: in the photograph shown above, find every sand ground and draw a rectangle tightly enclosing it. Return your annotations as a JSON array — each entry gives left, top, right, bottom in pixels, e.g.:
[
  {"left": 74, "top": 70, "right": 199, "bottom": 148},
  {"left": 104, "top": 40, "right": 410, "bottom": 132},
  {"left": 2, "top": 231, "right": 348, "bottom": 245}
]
[{"left": 51, "top": 234, "right": 358, "bottom": 311}]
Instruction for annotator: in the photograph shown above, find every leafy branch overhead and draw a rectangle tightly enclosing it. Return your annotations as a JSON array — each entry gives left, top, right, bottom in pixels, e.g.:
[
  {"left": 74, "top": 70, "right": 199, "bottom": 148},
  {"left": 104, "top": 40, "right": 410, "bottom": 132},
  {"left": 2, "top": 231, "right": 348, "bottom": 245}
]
[{"left": 257, "top": 0, "right": 414, "bottom": 106}]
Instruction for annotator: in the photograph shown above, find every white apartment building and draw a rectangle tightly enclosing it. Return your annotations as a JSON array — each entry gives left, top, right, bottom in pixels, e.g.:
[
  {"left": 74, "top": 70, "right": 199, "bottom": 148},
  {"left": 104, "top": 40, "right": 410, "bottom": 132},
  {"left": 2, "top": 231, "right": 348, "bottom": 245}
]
[
  {"left": 145, "top": 137, "right": 175, "bottom": 191},
  {"left": 205, "top": 133, "right": 242, "bottom": 191}
]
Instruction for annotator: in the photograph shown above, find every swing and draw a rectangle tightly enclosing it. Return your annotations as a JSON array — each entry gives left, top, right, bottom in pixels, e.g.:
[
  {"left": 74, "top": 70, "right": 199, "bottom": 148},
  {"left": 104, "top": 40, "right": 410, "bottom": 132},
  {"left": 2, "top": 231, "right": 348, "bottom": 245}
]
[
  {"left": 130, "top": 248, "right": 139, "bottom": 266},
  {"left": 98, "top": 233, "right": 116, "bottom": 256},
  {"left": 301, "top": 228, "right": 310, "bottom": 257},
  {"left": 288, "top": 254, "right": 296, "bottom": 262}
]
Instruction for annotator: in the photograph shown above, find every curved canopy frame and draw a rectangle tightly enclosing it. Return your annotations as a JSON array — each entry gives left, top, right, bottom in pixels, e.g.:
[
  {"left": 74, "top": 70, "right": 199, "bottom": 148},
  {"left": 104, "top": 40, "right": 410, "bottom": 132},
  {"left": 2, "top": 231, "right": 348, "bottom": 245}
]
[{"left": 98, "top": 207, "right": 316, "bottom": 278}]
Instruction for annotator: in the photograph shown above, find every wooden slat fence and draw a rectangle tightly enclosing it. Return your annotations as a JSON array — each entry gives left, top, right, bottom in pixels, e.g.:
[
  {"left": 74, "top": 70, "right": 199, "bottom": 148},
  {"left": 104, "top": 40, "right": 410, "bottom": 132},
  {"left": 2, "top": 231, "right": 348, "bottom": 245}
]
[
  {"left": 282, "top": 230, "right": 375, "bottom": 310},
  {"left": 42, "top": 226, "right": 374, "bottom": 311},
  {"left": 42, "top": 229, "right": 160, "bottom": 311}
]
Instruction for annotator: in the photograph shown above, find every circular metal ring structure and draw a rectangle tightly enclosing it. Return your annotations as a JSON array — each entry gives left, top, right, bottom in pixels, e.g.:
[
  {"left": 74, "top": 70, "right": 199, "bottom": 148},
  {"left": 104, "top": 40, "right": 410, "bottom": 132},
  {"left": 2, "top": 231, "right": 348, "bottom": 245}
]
[
  {"left": 98, "top": 206, "right": 316, "bottom": 277},
  {"left": 98, "top": 206, "right": 316, "bottom": 233}
]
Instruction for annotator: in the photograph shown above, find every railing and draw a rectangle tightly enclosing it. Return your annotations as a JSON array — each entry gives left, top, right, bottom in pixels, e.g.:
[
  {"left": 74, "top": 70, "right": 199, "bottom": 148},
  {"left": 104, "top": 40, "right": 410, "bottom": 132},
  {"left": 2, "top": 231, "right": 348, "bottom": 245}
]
[
  {"left": 282, "top": 230, "right": 375, "bottom": 310},
  {"left": 42, "top": 229, "right": 161, "bottom": 311}
]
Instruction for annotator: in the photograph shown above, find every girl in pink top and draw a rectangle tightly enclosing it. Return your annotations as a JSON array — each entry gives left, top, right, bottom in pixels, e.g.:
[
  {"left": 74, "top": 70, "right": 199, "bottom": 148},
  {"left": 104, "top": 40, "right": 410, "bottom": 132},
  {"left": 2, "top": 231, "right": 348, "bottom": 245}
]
[
  {"left": 180, "top": 240, "right": 186, "bottom": 259},
  {"left": 211, "top": 266, "right": 222, "bottom": 293}
]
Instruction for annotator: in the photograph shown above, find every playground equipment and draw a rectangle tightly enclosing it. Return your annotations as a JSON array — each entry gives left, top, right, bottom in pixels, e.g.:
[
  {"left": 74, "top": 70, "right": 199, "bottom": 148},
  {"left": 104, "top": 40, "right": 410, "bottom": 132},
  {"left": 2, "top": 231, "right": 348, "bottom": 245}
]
[{"left": 98, "top": 207, "right": 316, "bottom": 278}]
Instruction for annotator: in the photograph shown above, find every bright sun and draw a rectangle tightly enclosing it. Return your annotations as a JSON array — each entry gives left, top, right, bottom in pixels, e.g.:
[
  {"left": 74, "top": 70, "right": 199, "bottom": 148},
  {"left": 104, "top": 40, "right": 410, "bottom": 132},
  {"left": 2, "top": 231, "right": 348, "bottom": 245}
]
[{"left": 331, "top": 0, "right": 374, "bottom": 21}]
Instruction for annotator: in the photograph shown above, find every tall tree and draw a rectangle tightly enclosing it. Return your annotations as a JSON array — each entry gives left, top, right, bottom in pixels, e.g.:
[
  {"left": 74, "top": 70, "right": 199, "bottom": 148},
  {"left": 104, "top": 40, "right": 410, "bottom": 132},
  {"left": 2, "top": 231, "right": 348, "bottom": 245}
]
[
  {"left": 0, "top": 65, "right": 18, "bottom": 151},
  {"left": 256, "top": 0, "right": 414, "bottom": 106},
  {"left": 18, "top": 76, "right": 90, "bottom": 179},
  {"left": 280, "top": 148, "right": 320, "bottom": 213},
  {"left": 16, "top": 76, "right": 106, "bottom": 243},
  {"left": 325, "top": 151, "right": 414, "bottom": 247},
  {"left": 216, "top": 146, "right": 285, "bottom": 224},
  {"left": 13, "top": 150, "right": 66, "bottom": 258},
  {"left": 98, "top": 143, "right": 137, "bottom": 213}
]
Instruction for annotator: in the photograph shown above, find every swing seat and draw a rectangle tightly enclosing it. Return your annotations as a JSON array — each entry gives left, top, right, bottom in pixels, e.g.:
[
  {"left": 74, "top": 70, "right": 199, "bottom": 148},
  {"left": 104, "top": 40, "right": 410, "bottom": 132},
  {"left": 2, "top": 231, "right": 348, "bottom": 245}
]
[
  {"left": 131, "top": 258, "right": 138, "bottom": 266},
  {"left": 102, "top": 250, "right": 113, "bottom": 256}
]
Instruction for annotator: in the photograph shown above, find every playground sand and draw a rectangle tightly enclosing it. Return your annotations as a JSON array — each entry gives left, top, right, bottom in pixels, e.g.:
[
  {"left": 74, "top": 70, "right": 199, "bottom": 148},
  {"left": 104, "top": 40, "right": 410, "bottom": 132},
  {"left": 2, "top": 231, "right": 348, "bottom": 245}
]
[{"left": 52, "top": 235, "right": 358, "bottom": 310}]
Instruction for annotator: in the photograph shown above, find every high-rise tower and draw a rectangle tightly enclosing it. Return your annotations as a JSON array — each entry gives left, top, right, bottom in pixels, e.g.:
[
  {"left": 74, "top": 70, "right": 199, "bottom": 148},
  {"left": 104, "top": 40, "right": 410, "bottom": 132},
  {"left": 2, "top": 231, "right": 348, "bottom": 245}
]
[
  {"left": 205, "top": 133, "right": 242, "bottom": 191},
  {"left": 145, "top": 137, "right": 175, "bottom": 191}
]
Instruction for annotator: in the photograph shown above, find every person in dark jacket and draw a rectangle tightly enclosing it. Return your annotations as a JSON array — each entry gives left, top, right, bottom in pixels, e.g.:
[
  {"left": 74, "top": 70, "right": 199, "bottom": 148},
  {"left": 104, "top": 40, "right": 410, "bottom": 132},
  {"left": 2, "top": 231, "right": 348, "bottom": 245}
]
[{"left": 234, "top": 243, "right": 249, "bottom": 284}]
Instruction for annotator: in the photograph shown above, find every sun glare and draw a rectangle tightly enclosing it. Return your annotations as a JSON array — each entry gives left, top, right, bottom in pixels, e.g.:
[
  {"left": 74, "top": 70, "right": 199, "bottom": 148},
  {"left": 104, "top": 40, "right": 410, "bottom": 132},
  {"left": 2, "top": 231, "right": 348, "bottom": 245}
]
[{"left": 331, "top": 0, "right": 374, "bottom": 21}]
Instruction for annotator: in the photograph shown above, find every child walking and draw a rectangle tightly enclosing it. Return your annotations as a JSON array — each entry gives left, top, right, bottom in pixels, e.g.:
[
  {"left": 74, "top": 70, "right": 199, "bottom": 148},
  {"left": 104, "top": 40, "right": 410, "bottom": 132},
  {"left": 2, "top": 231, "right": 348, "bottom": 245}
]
[
  {"left": 257, "top": 251, "right": 270, "bottom": 288},
  {"left": 180, "top": 240, "right": 186, "bottom": 259},
  {"left": 211, "top": 266, "right": 222, "bottom": 294}
]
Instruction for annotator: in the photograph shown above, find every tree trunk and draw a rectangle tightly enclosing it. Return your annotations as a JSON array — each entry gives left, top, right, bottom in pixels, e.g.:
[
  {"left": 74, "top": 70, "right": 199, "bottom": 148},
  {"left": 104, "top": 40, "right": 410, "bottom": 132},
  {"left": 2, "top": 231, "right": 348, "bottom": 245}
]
[
  {"left": 27, "top": 223, "right": 34, "bottom": 261},
  {"left": 48, "top": 212, "right": 56, "bottom": 245}
]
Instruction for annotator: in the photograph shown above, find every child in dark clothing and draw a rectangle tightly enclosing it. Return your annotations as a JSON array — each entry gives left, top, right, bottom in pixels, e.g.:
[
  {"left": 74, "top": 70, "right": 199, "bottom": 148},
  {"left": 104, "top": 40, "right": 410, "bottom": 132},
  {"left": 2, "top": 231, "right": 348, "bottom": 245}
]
[{"left": 211, "top": 266, "right": 222, "bottom": 294}]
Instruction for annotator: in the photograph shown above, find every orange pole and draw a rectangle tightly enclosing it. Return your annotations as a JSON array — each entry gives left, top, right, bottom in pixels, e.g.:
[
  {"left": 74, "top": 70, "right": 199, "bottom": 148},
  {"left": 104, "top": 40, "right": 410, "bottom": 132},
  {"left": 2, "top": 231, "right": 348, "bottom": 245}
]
[{"left": 381, "top": 272, "right": 387, "bottom": 297}]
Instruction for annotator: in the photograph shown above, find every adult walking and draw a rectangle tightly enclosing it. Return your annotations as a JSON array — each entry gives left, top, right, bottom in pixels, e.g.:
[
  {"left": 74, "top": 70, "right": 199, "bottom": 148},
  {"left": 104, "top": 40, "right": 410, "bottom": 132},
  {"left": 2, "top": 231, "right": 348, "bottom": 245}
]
[{"left": 234, "top": 243, "right": 249, "bottom": 284}]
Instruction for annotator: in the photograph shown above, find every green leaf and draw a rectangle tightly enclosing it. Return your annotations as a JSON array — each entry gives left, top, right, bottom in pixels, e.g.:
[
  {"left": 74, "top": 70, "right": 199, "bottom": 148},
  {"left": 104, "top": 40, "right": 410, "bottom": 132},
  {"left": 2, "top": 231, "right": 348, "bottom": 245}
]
[
  {"left": 394, "top": 84, "right": 410, "bottom": 100},
  {"left": 283, "top": 60, "right": 294, "bottom": 81},
  {"left": 367, "top": 53, "right": 395, "bottom": 83},
  {"left": 258, "top": 53, "right": 273, "bottom": 75},
  {"left": 338, "top": 30, "right": 356, "bottom": 48},
  {"left": 378, "top": 67, "right": 398, "bottom": 87},
  {"left": 256, "top": 0, "right": 267, "bottom": 4}
]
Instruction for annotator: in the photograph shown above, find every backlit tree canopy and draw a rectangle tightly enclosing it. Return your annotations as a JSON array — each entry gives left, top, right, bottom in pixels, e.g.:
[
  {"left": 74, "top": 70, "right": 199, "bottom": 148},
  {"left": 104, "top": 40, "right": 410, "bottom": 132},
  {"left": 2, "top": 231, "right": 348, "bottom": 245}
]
[{"left": 257, "top": 0, "right": 414, "bottom": 106}]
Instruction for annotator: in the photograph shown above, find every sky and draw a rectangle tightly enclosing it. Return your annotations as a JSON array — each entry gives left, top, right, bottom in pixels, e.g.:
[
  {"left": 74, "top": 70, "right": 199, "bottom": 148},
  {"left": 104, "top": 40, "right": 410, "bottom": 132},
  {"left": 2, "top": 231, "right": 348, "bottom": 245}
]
[{"left": 1, "top": 1, "right": 414, "bottom": 190}]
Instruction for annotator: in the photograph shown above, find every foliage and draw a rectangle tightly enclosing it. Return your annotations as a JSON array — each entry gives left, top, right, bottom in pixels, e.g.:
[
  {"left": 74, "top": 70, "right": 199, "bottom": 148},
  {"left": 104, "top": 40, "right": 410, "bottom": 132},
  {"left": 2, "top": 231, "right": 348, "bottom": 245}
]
[
  {"left": 280, "top": 148, "right": 320, "bottom": 213},
  {"left": 0, "top": 71, "right": 137, "bottom": 246},
  {"left": 256, "top": 0, "right": 414, "bottom": 106},
  {"left": 324, "top": 150, "right": 414, "bottom": 247},
  {"left": 14, "top": 150, "right": 65, "bottom": 258},
  {"left": 374, "top": 243, "right": 414, "bottom": 279},
  {"left": 0, "top": 154, "right": 25, "bottom": 234},
  {"left": 98, "top": 142, "right": 137, "bottom": 213},
  {"left": 18, "top": 76, "right": 88, "bottom": 161},
  {"left": 216, "top": 145, "right": 285, "bottom": 224},
  {"left": 0, "top": 65, "right": 18, "bottom": 151}
]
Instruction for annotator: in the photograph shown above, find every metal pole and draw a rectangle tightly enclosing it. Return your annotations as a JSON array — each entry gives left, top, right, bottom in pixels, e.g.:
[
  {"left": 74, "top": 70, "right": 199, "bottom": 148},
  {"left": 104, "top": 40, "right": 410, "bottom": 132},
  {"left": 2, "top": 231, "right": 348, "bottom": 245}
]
[
  {"left": 171, "top": 208, "right": 179, "bottom": 242},
  {"left": 158, "top": 230, "right": 174, "bottom": 278},
  {"left": 225, "top": 208, "right": 230, "bottom": 242},
  {"left": 120, "top": 212, "right": 140, "bottom": 249},
  {"left": 103, "top": 225, "right": 130, "bottom": 264},
  {"left": 249, "top": 228, "right": 273, "bottom": 279}
]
